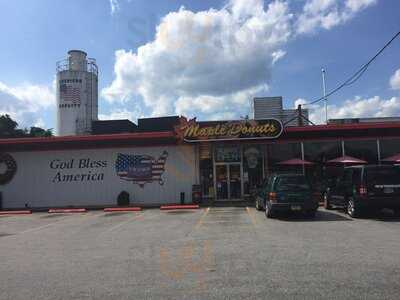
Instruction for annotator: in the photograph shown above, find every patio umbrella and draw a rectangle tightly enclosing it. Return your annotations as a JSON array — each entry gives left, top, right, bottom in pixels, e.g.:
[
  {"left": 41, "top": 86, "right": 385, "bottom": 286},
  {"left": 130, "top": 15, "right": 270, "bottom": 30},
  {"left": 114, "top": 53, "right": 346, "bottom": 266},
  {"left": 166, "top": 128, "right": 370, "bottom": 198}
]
[
  {"left": 327, "top": 155, "right": 367, "bottom": 164},
  {"left": 381, "top": 153, "right": 400, "bottom": 163},
  {"left": 277, "top": 158, "right": 315, "bottom": 165}
]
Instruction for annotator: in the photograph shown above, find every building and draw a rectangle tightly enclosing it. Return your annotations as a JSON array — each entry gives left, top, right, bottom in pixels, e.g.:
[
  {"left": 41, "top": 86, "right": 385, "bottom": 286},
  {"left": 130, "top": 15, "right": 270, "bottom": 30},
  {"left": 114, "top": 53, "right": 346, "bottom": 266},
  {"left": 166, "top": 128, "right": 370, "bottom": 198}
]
[
  {"left": 253, "top": 96, "right": 310, "bottom": 126},
  {"left": 92, "top": 120, "right": 138, "bottom": 135},
  {"left": 56, "top": 50, "right": 99, "bottom": 136},
  {"left": 1, "top": 50, "right": 399, "bottom": 209},
  {"left": 1, "top": 117, "right": 400, "bottom": 209}
]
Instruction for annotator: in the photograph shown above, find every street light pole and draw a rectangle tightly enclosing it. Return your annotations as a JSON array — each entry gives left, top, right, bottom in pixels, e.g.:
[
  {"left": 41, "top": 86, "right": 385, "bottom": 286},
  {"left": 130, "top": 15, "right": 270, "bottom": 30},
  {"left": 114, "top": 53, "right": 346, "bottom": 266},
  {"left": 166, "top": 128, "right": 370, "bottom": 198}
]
[{"left": 322, "top": 68, "right": 328, "bottom": 124}]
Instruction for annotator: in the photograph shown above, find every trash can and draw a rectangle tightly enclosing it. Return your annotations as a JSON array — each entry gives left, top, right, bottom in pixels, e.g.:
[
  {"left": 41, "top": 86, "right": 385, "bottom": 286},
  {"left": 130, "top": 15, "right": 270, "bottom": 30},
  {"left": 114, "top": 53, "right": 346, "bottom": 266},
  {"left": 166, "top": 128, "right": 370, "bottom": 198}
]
[{"left": 192, "top": 185, "right": 202, "bottom": 204}]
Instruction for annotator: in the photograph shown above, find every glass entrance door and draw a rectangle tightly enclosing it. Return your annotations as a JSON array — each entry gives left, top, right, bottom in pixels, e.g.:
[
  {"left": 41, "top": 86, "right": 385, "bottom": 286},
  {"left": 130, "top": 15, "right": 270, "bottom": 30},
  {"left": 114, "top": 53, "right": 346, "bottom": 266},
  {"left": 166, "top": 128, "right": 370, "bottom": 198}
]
[
  {"left": 215, "top": 164, "right": 242, "bottom": 200},
  {"left": 216, "top": 165, "right": 228, "bottom": 199},
  {"left": 229, "top": 164, "right": 241, "bottom": 199}
]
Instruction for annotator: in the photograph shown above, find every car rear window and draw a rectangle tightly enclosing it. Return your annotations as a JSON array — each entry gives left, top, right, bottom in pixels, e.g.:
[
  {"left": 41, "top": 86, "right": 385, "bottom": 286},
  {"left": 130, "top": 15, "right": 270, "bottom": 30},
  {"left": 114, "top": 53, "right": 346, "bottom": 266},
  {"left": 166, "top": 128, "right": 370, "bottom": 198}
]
[
  {"left": 275, "top": 176, "right": 311, "bottom": 191},
  {"left": 365, "top": 167, "right": 400, "bottom": 185}
]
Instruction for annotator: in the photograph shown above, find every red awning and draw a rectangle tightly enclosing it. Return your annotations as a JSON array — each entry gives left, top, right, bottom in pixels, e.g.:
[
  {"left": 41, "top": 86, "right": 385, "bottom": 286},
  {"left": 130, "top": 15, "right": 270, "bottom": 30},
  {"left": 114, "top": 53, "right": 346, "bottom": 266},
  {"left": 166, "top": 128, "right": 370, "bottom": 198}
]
[
  {"left": 381, "top": 153, "right": 400, "bottom": 163},
  {"left": 327, "top": 155, "right": 367, "bottom": 164},
  {"left": 277, "top": 158, "right": 315, "bottom": 166}
]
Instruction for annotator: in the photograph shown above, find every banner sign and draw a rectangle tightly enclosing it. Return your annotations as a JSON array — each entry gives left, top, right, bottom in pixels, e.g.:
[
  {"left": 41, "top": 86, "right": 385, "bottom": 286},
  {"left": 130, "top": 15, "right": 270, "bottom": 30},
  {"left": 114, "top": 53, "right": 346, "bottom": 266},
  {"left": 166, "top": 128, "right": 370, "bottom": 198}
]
[{"left": 175, "top": 117, "right": 283, "bottom": 142}]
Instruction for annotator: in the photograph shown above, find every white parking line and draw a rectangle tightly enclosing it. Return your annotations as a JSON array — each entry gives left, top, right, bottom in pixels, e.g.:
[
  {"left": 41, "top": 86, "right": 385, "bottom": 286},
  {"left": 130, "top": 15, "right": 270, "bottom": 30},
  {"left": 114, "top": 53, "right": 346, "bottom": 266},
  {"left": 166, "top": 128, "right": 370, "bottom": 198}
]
[
  {"left": 101, "top": 212, "right": 145, "bottom": 234},
  {"left": 18, "top": 215, "right": 71, "bottom": 235},
  {"left": 16, "top": 212, "right": 103, "bottom": 235}
]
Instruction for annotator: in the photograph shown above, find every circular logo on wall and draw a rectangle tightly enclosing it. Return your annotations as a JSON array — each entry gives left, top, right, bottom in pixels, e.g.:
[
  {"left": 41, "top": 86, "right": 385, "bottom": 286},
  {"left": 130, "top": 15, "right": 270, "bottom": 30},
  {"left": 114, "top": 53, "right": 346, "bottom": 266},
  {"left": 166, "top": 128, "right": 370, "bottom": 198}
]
[{"left": 0, "top": 153, "right": 17, "bottom": 185}]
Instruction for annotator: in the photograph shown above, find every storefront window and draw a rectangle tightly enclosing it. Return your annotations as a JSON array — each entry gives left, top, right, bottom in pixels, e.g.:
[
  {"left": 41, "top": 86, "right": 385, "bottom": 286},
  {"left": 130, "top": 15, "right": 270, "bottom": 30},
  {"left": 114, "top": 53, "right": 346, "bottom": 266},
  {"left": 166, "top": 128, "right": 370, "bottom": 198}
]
[
  {"left": 214, "top": 145, "right": 240, "bottom": 162},
  {"left": 243, "top": 146, "right": 263, "bottom": 194},
  {"left": 303, "top": 141, "right": 342, "bottom": 191},
  {"left": 380, "top": 138, "right": 400, "bottom": 158},
  {"left": 344, "top": 139, "right": 378, "bottom": 164},
  {"left": 266, "top": 143, "right": 302, "bottom": 175},
  {"left": 304, "top": 141, "right": 342, "bottom": 162}
]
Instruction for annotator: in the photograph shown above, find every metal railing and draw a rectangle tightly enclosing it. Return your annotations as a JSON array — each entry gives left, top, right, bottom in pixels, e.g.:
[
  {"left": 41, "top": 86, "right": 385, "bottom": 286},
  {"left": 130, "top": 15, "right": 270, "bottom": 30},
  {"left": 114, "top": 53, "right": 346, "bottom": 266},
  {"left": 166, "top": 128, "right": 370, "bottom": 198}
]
[{"left": 56, "top": 58, "right": 98, "bottom": 76}]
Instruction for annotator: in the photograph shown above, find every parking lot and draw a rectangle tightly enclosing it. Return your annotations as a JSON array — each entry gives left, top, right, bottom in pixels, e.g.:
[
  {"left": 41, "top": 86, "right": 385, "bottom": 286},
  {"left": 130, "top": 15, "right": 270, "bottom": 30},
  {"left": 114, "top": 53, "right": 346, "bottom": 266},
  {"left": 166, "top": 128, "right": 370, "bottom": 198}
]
[{"left": 1, "top": 207, "right": 400, "bottom": 300}]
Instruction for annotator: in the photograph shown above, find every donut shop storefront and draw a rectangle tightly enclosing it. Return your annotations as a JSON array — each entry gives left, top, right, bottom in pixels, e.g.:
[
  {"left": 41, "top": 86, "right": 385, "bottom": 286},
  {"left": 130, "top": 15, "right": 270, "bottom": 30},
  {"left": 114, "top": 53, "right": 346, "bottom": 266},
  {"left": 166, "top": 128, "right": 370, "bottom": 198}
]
[
  {"left": 176, "top": 118, "right": 400, "bottom": 201},
  {"left": 178, "top": 118, "right": 283, "bottom": 201},
  {"left": 2, "top": 117, "right": 400, "bottom": 208}
]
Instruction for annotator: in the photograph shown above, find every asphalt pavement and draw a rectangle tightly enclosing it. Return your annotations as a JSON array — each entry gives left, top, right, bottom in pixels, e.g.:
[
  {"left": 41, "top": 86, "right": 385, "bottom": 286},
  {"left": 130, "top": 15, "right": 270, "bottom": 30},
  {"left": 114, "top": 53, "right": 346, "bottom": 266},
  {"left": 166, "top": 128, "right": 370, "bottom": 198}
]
[{"left": 0, "top": 207, "right": 399, "bottom": 299}]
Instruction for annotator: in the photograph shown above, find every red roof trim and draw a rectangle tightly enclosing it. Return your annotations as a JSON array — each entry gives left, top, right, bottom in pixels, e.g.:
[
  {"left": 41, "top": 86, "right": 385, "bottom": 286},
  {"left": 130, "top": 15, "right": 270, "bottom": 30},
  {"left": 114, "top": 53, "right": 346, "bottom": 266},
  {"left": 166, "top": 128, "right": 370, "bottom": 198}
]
[
  {"left": 0, "top": 131, "right": 175, "bottom": 146},
  {"left": 0, "top": 122, "right": 399, "bottom": 149},
  {"left": 284, "top": 122, "right": 400, "bottom": 132}
]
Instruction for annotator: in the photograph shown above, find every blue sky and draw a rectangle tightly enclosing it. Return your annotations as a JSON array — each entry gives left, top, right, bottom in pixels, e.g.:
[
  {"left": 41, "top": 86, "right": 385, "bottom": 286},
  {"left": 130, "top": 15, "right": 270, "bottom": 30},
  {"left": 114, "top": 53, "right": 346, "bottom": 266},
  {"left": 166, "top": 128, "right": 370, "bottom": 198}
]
[{"left": 0, "top": 0, "right": 399, "bottom": 130}]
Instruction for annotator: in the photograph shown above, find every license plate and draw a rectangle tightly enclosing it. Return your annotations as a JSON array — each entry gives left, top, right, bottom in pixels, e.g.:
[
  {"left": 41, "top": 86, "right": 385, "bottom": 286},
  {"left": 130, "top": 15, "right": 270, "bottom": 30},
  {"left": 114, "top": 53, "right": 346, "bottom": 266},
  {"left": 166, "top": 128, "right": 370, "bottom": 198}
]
[
  {"left": 291, "top": 205, "right": 301, "bottom": 211},
  {"left": 384, "top": 187, "right": 394, "bottom": 194}
]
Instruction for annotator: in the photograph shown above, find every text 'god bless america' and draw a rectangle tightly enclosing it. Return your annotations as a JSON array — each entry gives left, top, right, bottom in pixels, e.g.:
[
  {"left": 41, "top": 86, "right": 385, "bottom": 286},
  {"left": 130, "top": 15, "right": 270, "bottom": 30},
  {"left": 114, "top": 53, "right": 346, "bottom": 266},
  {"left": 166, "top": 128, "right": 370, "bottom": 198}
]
[{"left": 50, "top": 158, "right": 107, "bottom": 183}]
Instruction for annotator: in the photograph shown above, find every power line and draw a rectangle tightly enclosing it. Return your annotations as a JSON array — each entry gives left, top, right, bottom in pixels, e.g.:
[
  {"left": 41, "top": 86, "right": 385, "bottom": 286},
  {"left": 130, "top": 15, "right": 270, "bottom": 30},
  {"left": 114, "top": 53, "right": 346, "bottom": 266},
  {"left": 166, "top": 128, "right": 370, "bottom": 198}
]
[{"left": 304, "top": 30, "right": 400, "bottom": 106}]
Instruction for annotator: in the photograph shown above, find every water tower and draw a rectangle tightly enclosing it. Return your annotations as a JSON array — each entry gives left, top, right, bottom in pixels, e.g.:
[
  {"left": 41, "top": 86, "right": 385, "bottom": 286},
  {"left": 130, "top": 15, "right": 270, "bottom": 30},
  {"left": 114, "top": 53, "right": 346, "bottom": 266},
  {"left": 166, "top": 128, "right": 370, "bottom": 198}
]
[{"left": 56, "top": 50, "right": 98, "bottom": 136}]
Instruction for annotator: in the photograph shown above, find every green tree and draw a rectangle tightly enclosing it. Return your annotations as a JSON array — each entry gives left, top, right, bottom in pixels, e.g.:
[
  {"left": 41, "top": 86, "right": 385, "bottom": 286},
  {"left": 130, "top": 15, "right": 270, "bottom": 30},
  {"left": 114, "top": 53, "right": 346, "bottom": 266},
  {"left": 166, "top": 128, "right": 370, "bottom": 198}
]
[
  {"left": 29, "top": 127, "right": 53, "bottom": 137},
  {"left": 0, "top": 114, "right": 18, "bottom": 138},
  {"left": 0, "top": 114, "right": 53, "bottom": 138}
]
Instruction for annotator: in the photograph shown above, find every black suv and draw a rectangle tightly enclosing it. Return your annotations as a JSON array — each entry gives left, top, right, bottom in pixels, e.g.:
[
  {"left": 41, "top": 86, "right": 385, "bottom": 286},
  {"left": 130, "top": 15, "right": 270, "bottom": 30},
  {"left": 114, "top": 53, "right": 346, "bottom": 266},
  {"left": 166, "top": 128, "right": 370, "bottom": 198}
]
[
  {"left": 324, "top": 165, "right": 400, "bottom": 217},
  {"left": 255, "top": 174, "right": 318, "bottom": 218}
]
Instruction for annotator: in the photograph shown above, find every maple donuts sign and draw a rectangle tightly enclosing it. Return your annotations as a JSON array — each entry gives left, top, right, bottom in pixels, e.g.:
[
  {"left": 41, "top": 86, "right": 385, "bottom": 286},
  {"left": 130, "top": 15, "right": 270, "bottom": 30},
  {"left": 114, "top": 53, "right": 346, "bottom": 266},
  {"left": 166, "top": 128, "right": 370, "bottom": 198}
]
[{"left": 175, "top": 117, "right": 283, "bottom": 142}]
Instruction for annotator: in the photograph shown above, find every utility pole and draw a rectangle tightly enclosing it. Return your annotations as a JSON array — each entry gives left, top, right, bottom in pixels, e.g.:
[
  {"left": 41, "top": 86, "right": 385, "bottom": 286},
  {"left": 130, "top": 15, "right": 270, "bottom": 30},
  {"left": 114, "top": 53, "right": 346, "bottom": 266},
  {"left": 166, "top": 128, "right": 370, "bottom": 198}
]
[
  {"left": 297, "top": 104, "right": 303, "bottom": 126},
  {"left": 322, "top": 68, "right": 328, "bottom": 124}
]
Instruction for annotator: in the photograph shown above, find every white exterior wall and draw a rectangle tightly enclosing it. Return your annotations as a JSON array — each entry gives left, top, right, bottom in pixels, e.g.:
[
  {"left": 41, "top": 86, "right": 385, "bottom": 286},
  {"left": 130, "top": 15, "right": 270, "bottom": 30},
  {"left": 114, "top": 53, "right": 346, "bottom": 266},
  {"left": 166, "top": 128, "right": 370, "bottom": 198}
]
[
  {"left": 2, "top": 145, "right": 196, "bottom": 209},
  {"left": 56, "top": 71, "right": 98, "bottom": 136},
  {"left": 57, "top": 50, "right": 98, "bottom": 136}
]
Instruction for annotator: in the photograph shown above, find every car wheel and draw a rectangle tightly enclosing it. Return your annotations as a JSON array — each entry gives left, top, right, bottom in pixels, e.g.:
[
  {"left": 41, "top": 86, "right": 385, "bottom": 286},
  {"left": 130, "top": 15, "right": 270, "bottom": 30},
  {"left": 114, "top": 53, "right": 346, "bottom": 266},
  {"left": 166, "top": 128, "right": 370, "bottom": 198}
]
[
  {"left": 255, "top": 199, "right": 262, "bottom": 211},
  {"left": 265, "top": 204, "right": 275, "bottom": 218},
  {"left": 347, "top": 198, "right": 360, "bottom": 218},
  {"left": 323, "top": 193, "right": 332, "bottom": 210}
]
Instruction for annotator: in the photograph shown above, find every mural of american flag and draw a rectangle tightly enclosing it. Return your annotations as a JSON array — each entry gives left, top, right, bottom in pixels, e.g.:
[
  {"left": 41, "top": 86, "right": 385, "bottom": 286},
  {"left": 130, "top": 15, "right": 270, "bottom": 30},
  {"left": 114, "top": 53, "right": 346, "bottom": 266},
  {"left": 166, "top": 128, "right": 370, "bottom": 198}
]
[
  {"left": 115, "top": 151, "right": 168, "bottom": 187},
  {"left": 60, "top": 83, "right": 81, "bottom": 104}
]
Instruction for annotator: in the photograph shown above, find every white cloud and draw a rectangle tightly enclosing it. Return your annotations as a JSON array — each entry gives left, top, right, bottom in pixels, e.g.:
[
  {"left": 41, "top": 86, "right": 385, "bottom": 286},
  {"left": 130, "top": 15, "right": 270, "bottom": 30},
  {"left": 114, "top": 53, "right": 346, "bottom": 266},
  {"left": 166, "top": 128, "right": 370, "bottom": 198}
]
[
  {"left": 33, "top": 118, "right": 46, "bottom": 128},
  {"left": 109, "top": 0, "right": 120, "bottom": 15},
  {"left": 175, "top": 85, "right": 266, "bottom": 120},
  {"left": 296, "top": 0, "right": 377, "bottom": 34},
  {"left": 0, "top": 81, "right": 55, "bottom": 128},
  {"left": 294, "top": 98, "right": 308, "bottom": 107},
  {"left": 102, "top": 0, "right": 377, "bottom": 121},
  {"left": 102, "top": 0, "right": 292, "bottom": 118},
  {"left": 345, "top": 0, "right": 377, "bottom": 12},
  {"left": 296, "top": 96, "right": 400, "bottom": 124},
  {"left": 272, "top": 50, "right": 286, "bottom": 64},
  {"left": 390, "top": 69, "right": 400, "bottom": 90}
]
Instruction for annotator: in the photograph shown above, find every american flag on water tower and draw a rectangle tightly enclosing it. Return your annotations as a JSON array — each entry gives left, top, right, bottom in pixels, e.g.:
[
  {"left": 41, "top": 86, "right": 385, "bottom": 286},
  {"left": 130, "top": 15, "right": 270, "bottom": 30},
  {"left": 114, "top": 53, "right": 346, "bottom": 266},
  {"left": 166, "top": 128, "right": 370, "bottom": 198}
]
[{"left": 60, "top": 83, "right": 81, "bottom": 104}]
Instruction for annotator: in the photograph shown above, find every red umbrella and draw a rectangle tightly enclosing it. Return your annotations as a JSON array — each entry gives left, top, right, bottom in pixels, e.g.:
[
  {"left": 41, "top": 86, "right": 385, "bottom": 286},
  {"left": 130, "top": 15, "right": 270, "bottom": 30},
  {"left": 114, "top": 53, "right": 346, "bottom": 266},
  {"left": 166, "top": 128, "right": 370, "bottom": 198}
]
[
  {"left": 381, "top": 153, "right": 400, "bottom": 163},
  {"left": 327, "top": 155, "right": 367, "bottom": 164},
  {"left": 277, "top": 158, "right": 315, "bottom": 165}
]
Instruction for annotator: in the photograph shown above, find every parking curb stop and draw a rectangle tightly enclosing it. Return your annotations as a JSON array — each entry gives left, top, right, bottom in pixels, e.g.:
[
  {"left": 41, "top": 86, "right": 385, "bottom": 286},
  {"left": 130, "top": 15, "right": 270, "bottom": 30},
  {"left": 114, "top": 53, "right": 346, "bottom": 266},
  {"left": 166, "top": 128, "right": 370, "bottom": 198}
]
[
  {"left": 48, "top": 208, "right": 87, "bottom": 213},
  {"left": 104, "top": 207, "right": 142, "bottom": 212},
  {"left": 160, "top": 204, "right": 200, "bottom": 210},
  {"left": 0, "top": 210, "right": 32, "bottom": 215}
]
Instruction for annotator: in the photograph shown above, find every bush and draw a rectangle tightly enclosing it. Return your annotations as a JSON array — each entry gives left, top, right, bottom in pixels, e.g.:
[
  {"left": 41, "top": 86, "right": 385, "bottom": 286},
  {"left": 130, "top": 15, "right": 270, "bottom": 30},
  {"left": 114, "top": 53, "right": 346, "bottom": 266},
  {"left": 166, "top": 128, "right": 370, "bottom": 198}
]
[{"left": 117, "top": 191, "right": 130, "bottom": 206}]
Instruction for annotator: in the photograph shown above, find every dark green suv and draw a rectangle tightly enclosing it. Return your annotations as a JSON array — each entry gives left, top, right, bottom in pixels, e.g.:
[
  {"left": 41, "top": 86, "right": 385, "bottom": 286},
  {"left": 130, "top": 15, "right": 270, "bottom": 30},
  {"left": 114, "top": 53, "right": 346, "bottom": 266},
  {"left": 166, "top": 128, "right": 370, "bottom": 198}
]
[
  {"left": 324, "top": 165, "right": 400, "bottom": 218},
  {"left": 255, "top": 174, "right": 318, "bottom": 218}
]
